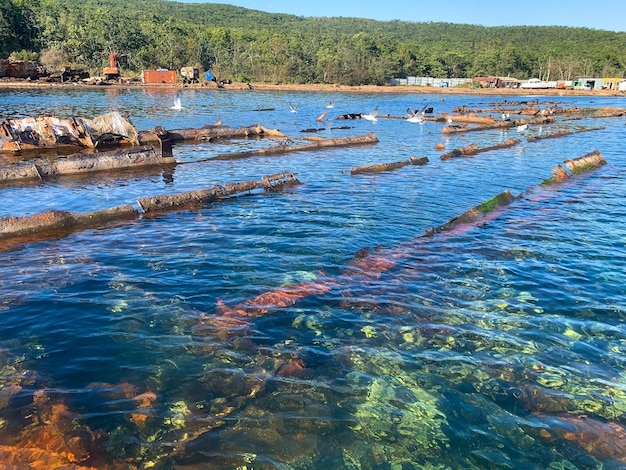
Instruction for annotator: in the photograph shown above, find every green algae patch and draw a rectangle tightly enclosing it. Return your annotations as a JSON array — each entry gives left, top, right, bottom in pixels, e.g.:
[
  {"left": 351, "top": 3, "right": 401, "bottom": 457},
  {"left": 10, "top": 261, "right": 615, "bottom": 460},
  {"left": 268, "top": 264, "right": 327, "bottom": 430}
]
[{"left": 476, "top": 190, "right": 516, "bottom": 214}]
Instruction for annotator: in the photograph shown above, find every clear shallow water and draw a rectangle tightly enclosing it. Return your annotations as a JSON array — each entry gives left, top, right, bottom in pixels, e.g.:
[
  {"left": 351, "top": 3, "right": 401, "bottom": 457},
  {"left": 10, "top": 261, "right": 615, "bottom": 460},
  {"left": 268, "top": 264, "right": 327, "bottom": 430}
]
[{"left": 0, "top": 87, "right": 626, "bottom": 469}]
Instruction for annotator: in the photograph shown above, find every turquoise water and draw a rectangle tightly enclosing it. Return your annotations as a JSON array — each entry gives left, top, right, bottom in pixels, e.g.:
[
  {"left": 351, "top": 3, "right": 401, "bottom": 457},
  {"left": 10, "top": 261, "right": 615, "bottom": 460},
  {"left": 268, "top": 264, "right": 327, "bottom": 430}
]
[{"left": 0, "top": 86, "right": 626, "bottom": 469}]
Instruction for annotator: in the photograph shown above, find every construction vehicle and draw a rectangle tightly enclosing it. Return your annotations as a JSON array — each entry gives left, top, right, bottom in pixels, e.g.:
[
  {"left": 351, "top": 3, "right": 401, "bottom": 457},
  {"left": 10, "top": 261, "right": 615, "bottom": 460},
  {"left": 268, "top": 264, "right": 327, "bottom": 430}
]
[
  {"left": 103, "top": 53, "right": 120, "bottom": 81},
  {"left": 180, "top": 67, "right": 199, "bottom": 84}
]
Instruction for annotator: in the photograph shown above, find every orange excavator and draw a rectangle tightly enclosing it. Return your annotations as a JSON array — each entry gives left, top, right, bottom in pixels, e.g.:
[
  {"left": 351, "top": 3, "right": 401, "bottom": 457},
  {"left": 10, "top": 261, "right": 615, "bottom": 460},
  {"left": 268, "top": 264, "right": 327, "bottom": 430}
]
[{"left": 103, "top": 53, "right": 120, "bottom": 81}]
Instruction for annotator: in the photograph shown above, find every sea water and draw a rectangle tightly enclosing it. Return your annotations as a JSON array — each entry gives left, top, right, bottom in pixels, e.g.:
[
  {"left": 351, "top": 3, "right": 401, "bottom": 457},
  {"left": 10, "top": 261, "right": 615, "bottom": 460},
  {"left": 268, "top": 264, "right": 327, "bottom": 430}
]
[{"left": 0, "top": 86, "right": 625, "bottom": 469}]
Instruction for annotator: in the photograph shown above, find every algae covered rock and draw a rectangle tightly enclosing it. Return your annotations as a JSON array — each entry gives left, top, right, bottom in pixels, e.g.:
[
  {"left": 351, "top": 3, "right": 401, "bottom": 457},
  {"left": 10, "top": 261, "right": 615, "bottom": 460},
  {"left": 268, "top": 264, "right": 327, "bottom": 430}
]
[{"left": 350, "top": 375, "right": 449, "bottom": 457}]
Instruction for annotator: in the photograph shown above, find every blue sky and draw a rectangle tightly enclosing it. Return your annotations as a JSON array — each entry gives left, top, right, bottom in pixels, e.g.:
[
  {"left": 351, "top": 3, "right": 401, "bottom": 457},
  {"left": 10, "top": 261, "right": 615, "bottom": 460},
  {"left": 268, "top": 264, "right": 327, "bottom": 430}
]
[{"left": 177, "top": 0, "right": 625, "bottom": 32}]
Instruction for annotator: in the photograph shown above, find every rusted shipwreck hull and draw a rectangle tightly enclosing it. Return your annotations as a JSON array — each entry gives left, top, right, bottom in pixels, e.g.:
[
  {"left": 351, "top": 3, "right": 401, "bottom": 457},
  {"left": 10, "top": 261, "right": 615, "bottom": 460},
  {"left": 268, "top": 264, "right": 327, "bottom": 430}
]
[
  {"left": 0, "top": 112, "right": 140, "bottom": 152},
  {"left": 0, "top": 112, "right": 287, "bottom": 155}
]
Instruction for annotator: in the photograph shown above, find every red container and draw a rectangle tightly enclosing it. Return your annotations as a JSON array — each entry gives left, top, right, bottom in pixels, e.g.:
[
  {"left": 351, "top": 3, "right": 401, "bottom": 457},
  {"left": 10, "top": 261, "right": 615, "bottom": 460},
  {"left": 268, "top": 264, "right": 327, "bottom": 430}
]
[{"left": 141, "top": 70, "right": 177, "bottom": 84}]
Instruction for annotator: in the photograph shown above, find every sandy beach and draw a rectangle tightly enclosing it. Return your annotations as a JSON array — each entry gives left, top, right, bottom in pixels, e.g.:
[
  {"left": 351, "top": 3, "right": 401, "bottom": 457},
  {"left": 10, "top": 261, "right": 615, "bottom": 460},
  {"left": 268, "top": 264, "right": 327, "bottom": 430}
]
[{"left": 1, "top": 77, "right": 624, "bottom": 98}]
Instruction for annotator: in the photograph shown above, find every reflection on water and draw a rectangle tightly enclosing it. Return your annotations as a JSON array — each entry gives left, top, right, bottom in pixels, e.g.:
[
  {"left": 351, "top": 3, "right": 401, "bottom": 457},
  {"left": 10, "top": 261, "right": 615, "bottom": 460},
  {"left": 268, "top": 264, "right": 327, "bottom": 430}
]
[{"left": 0, "top": 87, "right": 626, "bottom": 468}]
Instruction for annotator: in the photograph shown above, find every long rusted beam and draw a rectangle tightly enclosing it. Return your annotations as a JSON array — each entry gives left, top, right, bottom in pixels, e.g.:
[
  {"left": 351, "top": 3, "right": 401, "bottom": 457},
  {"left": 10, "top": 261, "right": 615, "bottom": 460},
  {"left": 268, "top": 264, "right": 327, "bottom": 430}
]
[
  {"left": 0, "top": 172, "right": 300, "bottom": 248},
  {"left": 526, "top": 126, "right": 605, "bottom": 142},
  {"left": 137, "top": 172, "right": 300, "bottom": 213},
  {"left": 543, "top": 150, "right": 606, "bottom": 185},
  {"left": 424, "top": 190, "right": 517, "bottom": 235},
  {"left": 0, "top": 206, "right": 138, "bottom": 242},
  {"left": 442, "top": 120, "right": 516, "bottom": 134},
  {"left": 350, "top": 156, "right": 428, "bottom": 175},
  {"left": 209, "top": 149, "right": 610, "bottom": 339},
  {"left": 137, "top": 124, "right": 286, "bottom": 145},
  {"left": 0, "top": 145, "right": 174, "bottom": 185},
  {"left": 212, "top": 133, "right": 379, "bottom": 160},
  {"left": 440, "top": 138, "right": 520, "bottom": 160}
]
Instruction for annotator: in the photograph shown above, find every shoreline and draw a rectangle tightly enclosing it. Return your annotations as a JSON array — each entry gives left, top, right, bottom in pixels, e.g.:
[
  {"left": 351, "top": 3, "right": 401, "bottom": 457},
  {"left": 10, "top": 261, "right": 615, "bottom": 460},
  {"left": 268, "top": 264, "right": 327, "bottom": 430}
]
[{"left": 1, "top": 78, "right": 624, "bottom": 98}]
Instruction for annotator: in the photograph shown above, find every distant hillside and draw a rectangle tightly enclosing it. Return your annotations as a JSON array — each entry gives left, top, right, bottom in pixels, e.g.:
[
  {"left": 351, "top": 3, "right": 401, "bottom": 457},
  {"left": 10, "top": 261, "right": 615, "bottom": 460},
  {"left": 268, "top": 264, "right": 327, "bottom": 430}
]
[{"left": 2, "top": 0, "right": 625, "bottom": 85}]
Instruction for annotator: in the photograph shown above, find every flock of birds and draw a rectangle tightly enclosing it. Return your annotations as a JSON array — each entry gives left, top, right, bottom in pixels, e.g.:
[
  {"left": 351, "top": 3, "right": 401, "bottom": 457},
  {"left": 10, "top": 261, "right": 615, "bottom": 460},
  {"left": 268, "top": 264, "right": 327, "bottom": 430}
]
[{"left": 171, "top": 92, "right": 538, "bottom": 133}]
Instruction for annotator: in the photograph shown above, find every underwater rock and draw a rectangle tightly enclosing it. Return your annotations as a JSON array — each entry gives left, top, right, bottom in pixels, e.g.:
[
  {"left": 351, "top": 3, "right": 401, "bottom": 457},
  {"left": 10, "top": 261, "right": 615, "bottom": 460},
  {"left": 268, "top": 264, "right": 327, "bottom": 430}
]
[{"left": 350, "top": 375, "right": 449, "bottom": 457}]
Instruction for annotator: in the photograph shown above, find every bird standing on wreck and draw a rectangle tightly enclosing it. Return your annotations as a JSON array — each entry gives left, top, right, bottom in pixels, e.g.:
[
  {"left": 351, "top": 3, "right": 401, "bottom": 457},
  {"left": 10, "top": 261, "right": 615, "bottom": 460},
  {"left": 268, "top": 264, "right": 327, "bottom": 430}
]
[{"left": 446, "top": 115, "right": 462, "bottom": 129}]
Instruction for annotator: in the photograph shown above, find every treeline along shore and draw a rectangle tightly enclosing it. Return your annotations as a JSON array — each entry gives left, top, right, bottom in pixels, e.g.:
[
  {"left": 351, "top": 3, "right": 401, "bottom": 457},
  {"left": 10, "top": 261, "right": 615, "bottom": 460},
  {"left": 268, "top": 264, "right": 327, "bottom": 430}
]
[{"left": 1, "top": 0, "right": 625, "bottom": 87}]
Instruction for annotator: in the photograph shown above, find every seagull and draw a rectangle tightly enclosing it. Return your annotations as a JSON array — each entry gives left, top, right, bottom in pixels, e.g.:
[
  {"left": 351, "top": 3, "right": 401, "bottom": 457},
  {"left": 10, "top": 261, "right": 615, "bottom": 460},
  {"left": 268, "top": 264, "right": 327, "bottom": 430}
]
[
  {"left": 363, "top": 106, "right": 378, "bottom": 124},
  {"left": 289, "top": 102, "right": 298, "bottom": 113},
  {"left": 406, "top": 107, "right": 424, "bottom": 124},
  {"left": 407, "top": 104, "right": 429, "bottom": 123},
  {"left": 171, "top": 92, "right": 183, "bottom": 110},
  {"left": 501, "top": 113, "right": 510, "bottom": 121},
  {"left": 446, "top": 115, "right": 462, "bottom": 129},
  {"left": 326, "top": 101, "right": 334, "bottom": 109},
  {"left": 516, "top": 123, "right": 529, "bottom": 132}
]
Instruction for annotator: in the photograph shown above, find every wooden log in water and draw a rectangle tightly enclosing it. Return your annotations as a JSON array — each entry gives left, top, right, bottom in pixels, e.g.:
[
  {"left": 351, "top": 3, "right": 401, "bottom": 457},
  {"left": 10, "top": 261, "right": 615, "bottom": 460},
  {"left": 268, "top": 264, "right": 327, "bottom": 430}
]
[
  {"left": 350, "top": 156, "right": 428, "bottom": 175},
  {"left": 0, "top": 205, "right": 138, "bottom": 241},
  {"left": 440, "top": 139, "right": 520, "bottom": 160},
  {"left": 213, "top": 133, "right": 379, "bottom": 160}
]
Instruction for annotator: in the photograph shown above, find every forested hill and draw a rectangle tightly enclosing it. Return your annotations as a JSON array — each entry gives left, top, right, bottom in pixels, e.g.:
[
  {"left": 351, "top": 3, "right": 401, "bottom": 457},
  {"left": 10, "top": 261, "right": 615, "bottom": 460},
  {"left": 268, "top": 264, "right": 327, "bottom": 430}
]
[{"left": 1, "top": 0, "right": 625, "bottom": 85}]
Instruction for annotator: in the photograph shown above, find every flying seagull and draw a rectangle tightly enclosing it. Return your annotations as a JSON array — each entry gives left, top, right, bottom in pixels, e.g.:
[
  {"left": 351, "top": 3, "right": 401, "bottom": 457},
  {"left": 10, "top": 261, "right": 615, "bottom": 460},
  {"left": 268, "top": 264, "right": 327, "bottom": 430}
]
[
  {"left": 407, "top": 104, "right": 428, "bottom": 124},
  {"left": 171, "top": 91, "right": 183, "bottom": 110},
  {"left": 363, "top": 106, "right": 379, "bottom": 124}
]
